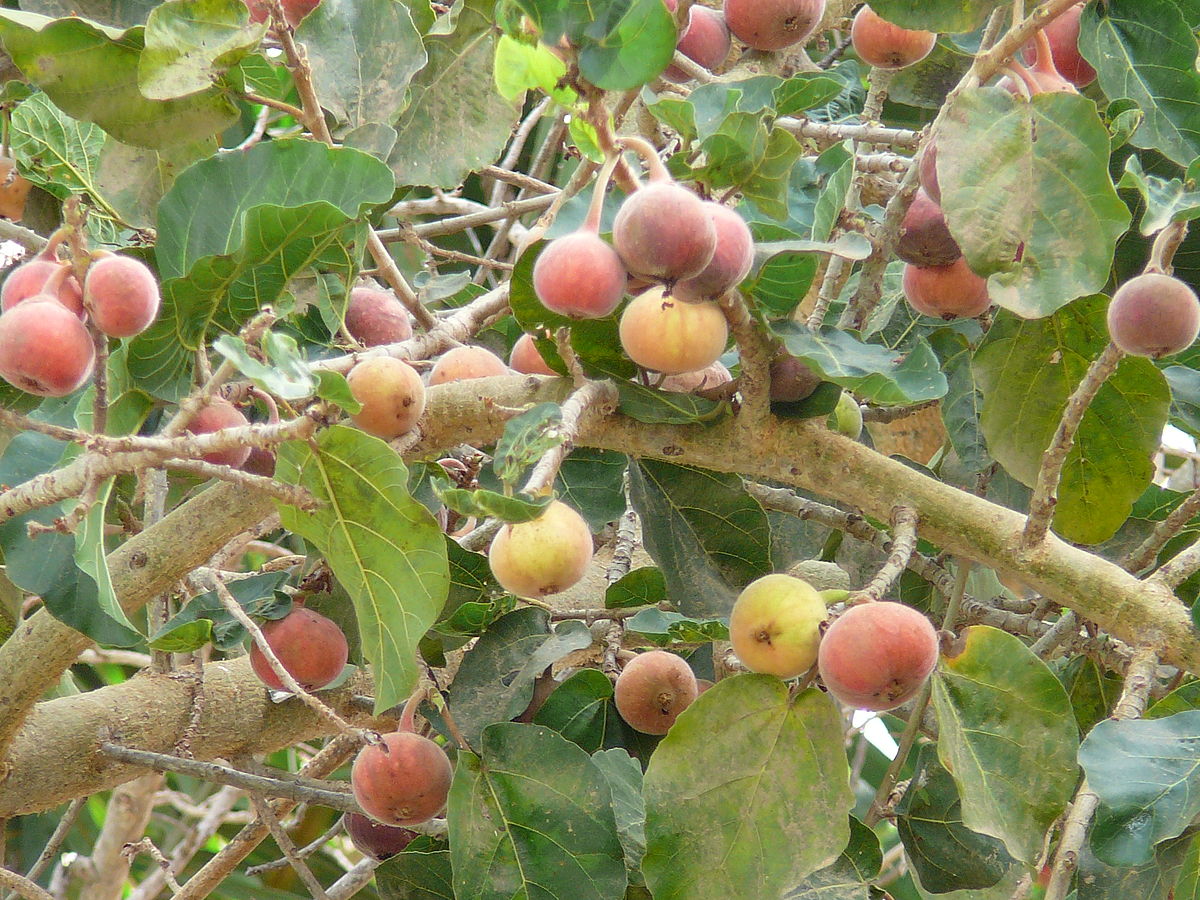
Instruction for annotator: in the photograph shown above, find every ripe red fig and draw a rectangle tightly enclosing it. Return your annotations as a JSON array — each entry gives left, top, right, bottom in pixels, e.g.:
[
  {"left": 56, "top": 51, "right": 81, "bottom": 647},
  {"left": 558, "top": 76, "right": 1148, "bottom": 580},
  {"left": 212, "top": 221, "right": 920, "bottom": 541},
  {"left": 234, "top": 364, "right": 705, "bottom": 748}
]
[
  {"left": 427, "top": 345, "right": 509, "bottom": 385},
  {"left": 84, "top": 253, "right": 161, "bottom": 338},
  {"left": 902, "top": 259, "right": 991, "bottom": 320},
  {"left": 185, "top": 398, "right": 252, "bottom": 468},
  {"left": 665, "top": 6, "right": 732, "bottom": 82},
  {"left": 488, "top": 499, "right": 593, "bottom": 597},
  {"left": 851, "top": 5, "right": 936, "bottom": 69},
  {"left": 613, "top": 136, "right": 716, "bottom": 283},
  {"left": 723, "top": 0, "right": 825, "bottom": 51},
  {"left": 817, "top": 601, "right": 939, "bottom": 711},
  {"left": 509, "top": 333, "right": 556, "bottom": 376},
  {"left": 2, "top": 252, "right": 84, "bottom": 319},
  {"left": 1021, "top": 3, "right": 1094, "bottom": 88},
  {"left": 619, "top": 285, "right": 728, "bottom": 374},
  {"left": 344, "top": 813, "right": 419, "bottom": 860},
  {"left": 1107, "top": 272, "right": 1200, "bottom": 359},
  {"left": 347, "top": 356, "right": 426, "bottom": 439},
  {"left": 249, "top": 606, "right": 349, "bottom": 692},
  {"left": 0, "top": 295, "right": 95, "bottom": 396},
  {"left": 345, "top": 286, "right": 413, "bottom": 347},
  {"left": 769, "top": 353, "right": 820, "bottom": 402},
  {"left": 351, "top": 731, "right": 453, "bottom": 827},
  {"left": 918, "top": 142, "right": 940, "bottom": 205},
  {"left": 675, "top": 203, "right": 755, "bottom": 299},
  {"left": 896, "top": 189, "right": 961, "bottom": 268},
  {"left": 614, "top": 649, "right": 698, "bottom": 734}
]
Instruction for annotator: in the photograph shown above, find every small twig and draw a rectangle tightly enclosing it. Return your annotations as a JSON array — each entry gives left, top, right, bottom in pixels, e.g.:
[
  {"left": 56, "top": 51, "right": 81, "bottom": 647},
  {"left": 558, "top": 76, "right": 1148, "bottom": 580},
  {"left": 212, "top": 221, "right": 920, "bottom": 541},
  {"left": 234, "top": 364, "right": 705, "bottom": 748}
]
[
  {"left": 522, "top": 380, "right": 619, "bottom": 496},
  {"left": 122, "top": 838, "right": 182, "bottom": 893},
  {"left": 0, "top": 798, "right": 85, "bottom": 900},
  {"left": 161, "top": 458, "right": 320, "bottom": 509},
  {"left": 250, "top": 795, "right": 331, "bottom": 900},
  {"left": 240, "top": 91, "right": 307, "bottom": 122},
  {"left": 1023, "top": 343, "right": 1124, "bottom": 547},
  {"left": 1029, "top": 610, "right": 1078, "bottom": 659},
  {"left": 1149, "top": 536, "right": 1200, "bottom": 588},
  {"left": 245, "top": 819, "right": 345, "bottom": 876},
  {"left": 325, "top": 857, "right": 383, "bottom": 900},
  {"left": 777, "top": 118, "right": 921, "bottom": 149},
  {"left": 851, "top": 506, "right": 920, "bottom": 603},
  {"left": 0, "top": 868, "right": 55, "bottom": 900},
  {"left": 718, "top": 291, "right": 772, "bottom": 421},
  {"left": 863, "top": 681, "right": 931, "bottom": 827},
  {"left": 860, "top": 400, "right": 939, "bottom": 423},
  {"left": 1147, "top": 219, "right": 1189, "bottom": 274}
]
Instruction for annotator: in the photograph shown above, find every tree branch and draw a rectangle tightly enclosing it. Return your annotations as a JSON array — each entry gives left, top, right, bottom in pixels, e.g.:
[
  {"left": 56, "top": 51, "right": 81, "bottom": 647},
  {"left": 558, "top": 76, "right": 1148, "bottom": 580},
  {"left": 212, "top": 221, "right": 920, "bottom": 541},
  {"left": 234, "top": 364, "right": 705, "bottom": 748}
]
[{"left": 851, "top": 506, "right": 919, "bottom": 603}]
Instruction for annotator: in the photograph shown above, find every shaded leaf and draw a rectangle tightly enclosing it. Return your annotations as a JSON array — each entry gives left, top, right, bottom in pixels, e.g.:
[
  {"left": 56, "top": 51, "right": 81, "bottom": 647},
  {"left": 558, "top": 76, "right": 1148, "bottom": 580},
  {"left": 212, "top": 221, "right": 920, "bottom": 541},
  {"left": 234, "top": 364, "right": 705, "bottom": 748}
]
[
  {"left": 784, "top": 816, "right": 881, "bottom": 900},
  {"left": 139, "top": 0, "right": 266, "bottom": 100},
  {"left": 606, "top": 566, "right": 666, "bottom": 609}
]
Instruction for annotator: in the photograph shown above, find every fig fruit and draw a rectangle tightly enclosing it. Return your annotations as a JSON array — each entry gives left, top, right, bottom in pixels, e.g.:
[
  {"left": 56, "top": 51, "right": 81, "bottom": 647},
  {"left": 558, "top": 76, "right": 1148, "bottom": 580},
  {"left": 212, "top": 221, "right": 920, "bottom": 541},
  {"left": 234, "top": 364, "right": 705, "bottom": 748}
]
[
  {"left": 509, "top": 333, "right": 557, "bottom": 376},
  {"left": 851, "top": 5, "right": 936, "bottom": 69},
  {"left": 619, "top": 285, "right": 728, "bottom": 374},
  {"left": 351, "top": 731, "right": 453, "bottom": 826},
  {"left": 347, "top": 356, "right": 426, "bottom": 440},
  {"left": 729, "top": 573, "right": 828, "bottom": 678},
  {"left": 665, "top": 6, "right": 732, "bottom": 82},
  {"left": 675, "top": 202, "right": 755, "bottom": 299},
  {"left": 344, "top": 813, "right": 418, "bottom": 861},
  {"left": 0, "top": 295, "right": 95, "bottom": 396},
  {"left": 614, "top": 649, "right": 698, "bottom": 734},
  {"left": 723, "top": 0, "right": 825, "bottom": 51},
  {"left": 902, "top": 259, "right": 991, "bottom": 320},
  {"left": 427, "top": 346, "right": 509, "bottom": 385},
  {"left": 249, "top": 606, "right": 349, "bottom": 692},
  {"left": 488, "top": 499, "right": 594, "bottom": 597},
  {"left": 896, "top": 189, "right": 961, "bottom": 267},
  {"left": 345, "top": 286, "right": 413, "bottom": 347},
  {"left": 84, "top": 253, "right": 161, "bottom": 338},
  {"left": 185, "top": 398, "right": 252, "bottom": 468},
  {"left": 1107, "top": 272, "right": 1200, "bottom": 359}
]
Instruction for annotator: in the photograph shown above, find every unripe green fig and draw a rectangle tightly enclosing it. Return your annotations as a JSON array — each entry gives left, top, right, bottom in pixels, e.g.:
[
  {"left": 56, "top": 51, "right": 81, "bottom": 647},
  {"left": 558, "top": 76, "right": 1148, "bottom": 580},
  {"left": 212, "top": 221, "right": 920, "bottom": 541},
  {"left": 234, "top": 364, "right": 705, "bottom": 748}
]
[
  {"left": 665, "top": 6, "right": 732, "bottom": 82},
  {"left": 817, "top": 601, "right": 939, "bottom": 711},
  {"left": 185, "top": 398, "right": 252, "bottom": 468},
  {"left": 896, "top": 189, "right": 960, "bottom": 268},
  {"left": 675, "top": 202, "right": 755, "bottom": 299},
  {"left": 828, "top": 391, "right": 863, "bottom": 440},
  {"left": 84, "top": 253, "right": 161, "bottom": 338},
  {"left": 851, "top": 5, "right": 936, "bottom": 69},
  {"left": 249, "top": 606, "right": 349, "bottom": 692},
  {"left": 619, "top": 285, "right": 728, "bottom": 374},
  {"left": 347, "top": 356, "right": 426, "bottom": 440},
  {"left": 343, "top": 813, "right": 419, "bottom": 861},
  {"left": 2, "top": 257, "right": 84, "bottom": 318},
  {"left": 769, "top": 353, "right": 820, "bottom": 402},
  {"left": 1107, "top": 272, "right": 1200, "bottom": 359},
  {"left": 723, "top": 0, "right": 824, "bottom": 51},
  {"left": 902, "top": 259, "right": 991, "bottom": 320},
  {"left": 351, "top": 731, "right": 453, "bottom": 826},
  {"left": 613, "top": 649, "right": 698, "bottom": 734},
  {"left": 427, "top": 345, "right": 509, "bottom": 385},
  {"left": 508, "top": 333, "right": 556, "bottom": 376},
  {"left": 488, "top": 500, "right": 594, "bottom": 597},
  {"left": 658, "top": 361, "right": 731, "bottom": 393},
  {"left": 1021, "top": 4, "right": 1094, "bottom": 88},
  {"left": 729, "top": 574, "right": 828, "bottom": 678},
  {"left": 345, "top": 286, "right": 413, "bottom": 347},
  {"left": 0, "top": 295, "right": 95, "bottom": 396}
]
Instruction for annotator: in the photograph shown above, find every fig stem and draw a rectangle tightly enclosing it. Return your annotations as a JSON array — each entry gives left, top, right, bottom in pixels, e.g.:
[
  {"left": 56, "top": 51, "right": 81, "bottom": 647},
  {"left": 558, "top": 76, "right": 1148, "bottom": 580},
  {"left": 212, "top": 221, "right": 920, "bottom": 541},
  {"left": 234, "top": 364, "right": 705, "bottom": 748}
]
[
  {"left": 398, "top": 685, "right": 425, "bottom": 734},
  {"left": 1032, "top": 27, "right": 1055, "bottom": 75},
  {"left": 1002, "top": 61, "right": 1038, "bottom": 98},
  {"left": 38, "top": 226, "right": 70, "bottom": 262},
  {"left": 583, "top": 151, "right": 623, "bottom": 234},
  {"left": 615, "top": 135, "right": 672, "bottom": 184}
]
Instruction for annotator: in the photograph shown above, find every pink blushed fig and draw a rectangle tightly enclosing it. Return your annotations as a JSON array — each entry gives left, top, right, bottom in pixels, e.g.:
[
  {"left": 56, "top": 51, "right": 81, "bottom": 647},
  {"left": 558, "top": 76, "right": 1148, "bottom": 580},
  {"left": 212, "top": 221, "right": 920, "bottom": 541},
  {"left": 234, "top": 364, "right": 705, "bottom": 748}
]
[
  {"left": 665, "top": 6, "right": 732, "bottom": 82},
  {"left": 347, "top": 356, "right": 426, "bottom": 440},
  {"left": 896, "top": 189, "right": 961, "bottom": 268},
  {"left": 345, "top": 286, "right": 413, "bottom": 347},
  {"left": 676, "top": 202, "right": 755, "bottom": 299},
  {"left": 244, "top": 0, "right": 321, "bottom": 27},
  {"left": 769, "top": 354, "right": 820, "bottom": 402},
  {"left": 1107, "top": 272, "right": 1200, "bottom": 359},
  {"left": 509, "top": 333, "right": 556, "bottom": 376},
  {"left": 83, "top": 253, "right": 161, "bottom": 338},
  {"left": 351, "top": 731, "right": 453, "bottom": 827},
  {"left": 249, "top": 606, "right": 349, "bottom": 692},
  {"left": 723, "top": 0, "right": 825, "bottom": 51},
  {"left": 1021, "top": 3, "right": 1094, "bottom": 88},
  {"left": 344, "top": 813, "right": 419, "bottom": 860},
  {"left": 1000, "top": 31, "right": 1077, "bottom": 96},
  {"left": 851, "top": 5, "right": 936, "bottom": 69},
  {"left": 902, "top": 259, "right": 991, "bottom": 320},
  {"left": 0, "top": 295, "right": 95, "bottom": 396},
  {"left": 614, "top": 649, "right": 698, "bottom": 734},
  {"left": 2, "top": 254, "right": 84, "bottom": 318},
  {"left": 427, "top": 346, "right": 509, "bottom": 385},
  {"left": 185, "top": 398, "right": 252, "bottom": 468}
]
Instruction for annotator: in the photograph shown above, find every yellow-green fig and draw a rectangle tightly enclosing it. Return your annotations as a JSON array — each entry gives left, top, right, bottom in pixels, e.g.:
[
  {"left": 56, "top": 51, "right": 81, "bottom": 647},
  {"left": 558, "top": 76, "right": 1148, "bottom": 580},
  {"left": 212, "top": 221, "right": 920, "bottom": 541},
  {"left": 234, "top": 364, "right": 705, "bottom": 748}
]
[
  {"left": 488, "top": 500, "right": 593, "bottom": 597},
  {"left": 729, "top": 573, "right": 828, "bottom": 678}
]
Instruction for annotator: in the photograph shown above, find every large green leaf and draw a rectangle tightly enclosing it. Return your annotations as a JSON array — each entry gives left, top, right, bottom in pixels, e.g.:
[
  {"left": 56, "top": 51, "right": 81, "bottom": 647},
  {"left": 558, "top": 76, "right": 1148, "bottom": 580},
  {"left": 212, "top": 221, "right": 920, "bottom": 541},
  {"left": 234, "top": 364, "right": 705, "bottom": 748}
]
[
  {"left": 297, "top": 0, "right": 426, "bottom": 129},
  {"left": 937, "top": 88, "right": 1130, "bottom": 318},
  {"left": 0, "top": 10, "right": 237, "bottom": 147},
  {"left": 642, "top": 677, "right": 853, "bottom": 900},
  {"left": 139, "top": 0, "right": 266, "bottom": 100},
  {"left": 591, "top": 747, "right": 646, "bottom": 878},
  {"left": 448, "top": 722, "right": 628, "bottom": 900},
  {"left": 1081, "top": 711, "right": 1200, "bottom": 866},
  {"left": 1080, "top": 0, "right": 1200, "bottom": 167},
  {"left": 1076, "top": 833, "right": 1195, "bottom": 900},
  {"left": 445, "top": 607, "right": 593, "bottom": 746},
  {"left": 556, "top": 448, "right": 628, "bottom": 532},
  {"left": 932, "top": 625, "right": 1080, "bottom": 864},
  {"left": 784, "top": 816, "right": 881, "bottom": 900},
  {"left": 771, "top": 322, "right": 948, "bottom": 406},
  {"left": 930, "top": 330, "right": 990, "bottom": 473},
  {"left": 275, "top": 426, "right": 449, "bottom": 714},
  {"left": 697, "top": 111, "right": 804, "bottom": 222},
  {"left": 576, "top": 0, "right": 674, "bottom": 90},
  {"left": 94, "top": 135, "right": 212, "bottom": 231},
  {"left": 895, "top": 745, "right": 1014, "bottom": 893},
  {"left": 374, "top": 850, "right": 455, "bottom": 900},
  {"left": 628, "top": 459, "right": 773, "bottom": 618},
  {"left": 864, "top": 0, "right": 1005, "bottom": 33},
  {"left": 388, "top": 0, "right": 519, "bottom": 188},
  {"left": 532, "top": 668, "right": 622, "bottom": 753},
  {"left": 973, "top": 296, "right": 1170, "bottom": 544}
]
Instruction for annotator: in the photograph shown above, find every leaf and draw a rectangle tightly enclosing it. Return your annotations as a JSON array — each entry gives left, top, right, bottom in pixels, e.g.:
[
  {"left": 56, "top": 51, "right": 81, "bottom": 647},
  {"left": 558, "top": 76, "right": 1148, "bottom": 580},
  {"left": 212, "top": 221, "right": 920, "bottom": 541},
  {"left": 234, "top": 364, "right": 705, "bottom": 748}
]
[
  {"left": 0, "top": 10, "right": 237, "bottom": 148},
  {"left": 937, "top": 88, "right": 1131, "bottom": 318},
  {"left": 642, "top": 677, "right": 853, "bottom": 900},
  {"left": 625, "top": 608, "right": 729, "bottom": 645},
  {"left": 445, "top": 608, "right": 594, "bottom": 746},
  {"left": 932, "top": 625, "right": 1080, "bottom": 864},
  {"left": 698, "top": 113, "right": 803, "bottom": 221},
  {"left": 211, "top": 333, "right": 316, "bottom": 400},
  {"left": 150, "top": 571, "right": 291, "bottom": 651},
  {"left": 810, "top": 147, "right": 853, "bottom": 243},
  {"left": 388, "top": 0, "right": 520, "bottom": 188},
  {"left": 448, "top": 722, "right": 628, "bottom": 900},
  {"left": 1057, "top": 654, "right": 1125, "bottom": 735},
  {"left": 1118, "top": 156, "right": 1200, "bottom": 236},
  {"left": 1076, "top": 831, "right": 1195, "bottom": 900},
  {"left": 784, "top": 816, "right": 882, "bottom": 900},
  {"left": 492, "top": 401, "right": 564, "bottom": 486},
  {"left": 296, "top": 0, "right": 427, "bottom": 128},
  {"left": 973, "top": 297, "right": 1170, "bottom": 544},
  {"left": 895, "top": 745, "right": 1014, "bottom": 894},
  {"left": 628, "top": 459, "right": 773, "bottom": 618},
  {"left": 94, "top": 135, "right": 212, "bottom": 231},
  {"left": 613, "top": 379, "right": 730, "bottom": 425},
  {"left": 275, "top": 426, "right": 449, "bottom": 714},
  {"left": 533, "top": 668, "right": 620, "bottom": 753},
  {"left": 930, "top": 330, "right": 990, "bottom": 473},
  {"left": 374, "top": 850, "right": 455, "bottom": 900},
  {"left": 139, "top": 0, "right": 266, "bottom": 100},
  {"left": 1080, "top": 0, "right": 1200, "bottom": 167},
  {"left": 605, "top": 566, "right": 666, "bottom": 609},
  {"left": 556, "top": 448, "right": 628, "bottom": 531},
  {"left": 130, "top": 140, "right": 394, "bottom": 399},
  {"left": 865, "top": 0, "right": 1005, "bottom": 32},
  {"left": 591, "top": 748, "right": 646, "bottom": 876},
  {"left": 432, "top": 484, "right": 552, "bottom": 523},
  {"left": 747, "top": 250, "right": 819, "bottom": 319},
  {"left": 1081, "top": 711, "right": 1200, "bottom": 866},
  {"left": 576, "top": 0, "right": 675, "bottom": 90},
  {"left": 771, "top": 322, "right": 948, "bottom": 406},
  {"left": 492, "top": 34, "right": 575, "bottom": 104}
]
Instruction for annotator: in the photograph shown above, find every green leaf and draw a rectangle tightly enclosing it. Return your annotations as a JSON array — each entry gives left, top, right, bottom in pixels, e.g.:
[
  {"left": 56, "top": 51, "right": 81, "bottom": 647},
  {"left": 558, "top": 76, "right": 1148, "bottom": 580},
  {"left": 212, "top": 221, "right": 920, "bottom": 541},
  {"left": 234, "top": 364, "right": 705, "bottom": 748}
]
[
  {"left": 628, "top": 459, "right": 773, "bottom": 618},
  {"left": 576, "top": 0, "right": 675, "bottom": 90},
  {"left": 1057, "top": 654, "right": 1125, "bottom": 735},
  {"left": 785, "top": 816, "right": 882, "bottom": 900},
  {"left": 556, "top": 448, "right": 628, "bottom": 531},
  {"left": 432, "top": 483, "right": 552, "bottom": 523},
  {"left": 895, "top": 745, "right": 1014, "bottom": 894},
  {"left": 388, "top": 0, "right": 520, "bottom": 188},
  {"left": 445, "top": 608, "right": 594, "bottom": 746},
  {"left": 605, "top": 566, "right": 666, "bottom": 609},
  {"left": 1147, "top": 681, "right": 1200, "bottom": 719},
  {"left": 492, "top": 401, "right": 564, "bottom": 486},
  {"left": 1081, "top": 711, "right": 1200, "bottom": 866},
  {"left": 448, "top": 722, "right": 628, "bottom": 900},
  {"left": 533, "top": 668, "right": 620, "bottom": 753},
  {"left": 1118, "top": 155, "right": 1200, "bottom": 235},
  {"left": 698, "top": 113, "right": 803, "bottom": 222},
  {"left": 314, "top": 370, "right": 362, "bottom": 413},
  {"left": 865, "top": 0, "right": 1005, "bottom": 32},
  {"left": 932, "top": 625, "right": 1080, "bottom": 864},
  {"left": 747, "top": 250, "right": 820, "bottom": 319},
  {"left": 973, "top": 297, "right": 1170, "bottom": 544},
  {"left": 771, "top": 322, "right": 948, "bottom": 406},
  {"left": 374, "top": 850, "right": 455, "bottom": 900},
  {"left": 625, "top": 608, "right": 728, "bottom": 645},
  {"left": 94, "top": 135, "right": 213, "bottom": 231},
  {"left": 1076, "top": 833, "right": 1195, "bottom": 900},
  {"left": 493, "top": 35, "right": 575, "bottom": 104},
  {"left": 642, "top": 677, "right": 853, "bottom": 900},
  {"left": 1080, "top": 0, "right": 1200, "bottom": 167},
  {"left": 150, "top": 572, "right": 291, "bottom": 651},
  {"left": 613, "top": 379, "right": 730, "bottom": 425},
  {"left": 591, "top": 748, "right": 646, "bottom": 876},
  {"left": 0, "top": 10, "right": 238, "bottom": 148},
  {"left": 275, "top": 426, "right": 449, "bottom": 714},
  {"left": 211, "top": 333, "right": 316, "bottom": 400},
  {"left": 139, "top": 0, "right": 266, "bottom": 100},
  {"left": 296, "top": 0, "right": 427, "bottom": 128},
  {"left": 937, "top": 88, "right": 1131, "bottom": 318},
  {"left": 930, "top": 330, "right": 990, "bottom": 472},
  {"left": 810, "top": 145, "right": 853, "bottom": 243}
]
